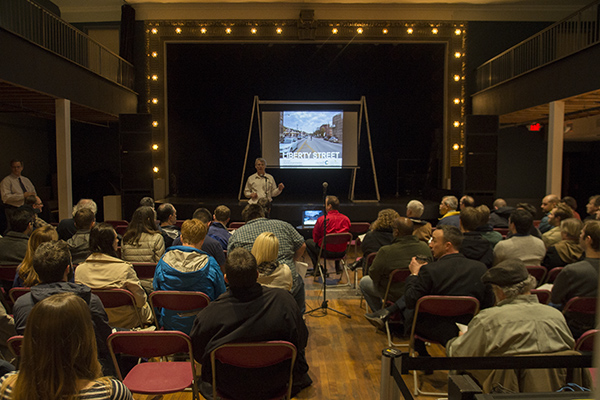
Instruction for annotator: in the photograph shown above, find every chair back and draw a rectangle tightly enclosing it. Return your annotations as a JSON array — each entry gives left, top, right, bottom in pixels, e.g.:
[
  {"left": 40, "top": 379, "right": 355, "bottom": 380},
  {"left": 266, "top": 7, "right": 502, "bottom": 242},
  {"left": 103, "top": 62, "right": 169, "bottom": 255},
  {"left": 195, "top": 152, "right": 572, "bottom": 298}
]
[
  {"left": 8, "top": 287, "right": 30, "bottom": 303},
  {"left": 323, "top": 232, "right": 353, "bottom": 248},
  {"left": 493, "top": 228, "right": 509, "bottom": 237},
  {"left": 563, "top": 297, "right": 597, "bottom": 315},
  {"left": 546, "top": 267, "right": 564, "bottom": 284},
  {"left": 91, "top": 288, "right": 144, "bottom": 327},
  {"left": 211, "top": 341, "right": 296, "bottom": 400},
  {"left": 531, "top": 289, "right": 551, "bottom": 305},
  {"left": 105, "top": 220, "right": 128, "bottom": 228},
  {"left": 383, "top": 269, "right": 411, "bottom": 304},
  {"left": 349, "top": 222, "right": 370, "bottom": 235},
  {"left": 115, "top": 225, "right": 129, "bottom": 237},
  {"left": 575, "top": 329, "right": 598, "bottom": 352},
  {"left": 525, "top": 266, "right": 547, "bottom": 285},
  {"left": 175, "top": 220, "right": 185, "bottom": 228},
  {"left": 363, "top": 251, "right": 378, "bottom": 275},
  {"left": 0, "top": 265, "right": 18, "bottom": 282},
  {"left": 229, "top": 222, "right": 245, "bottom": 230},
  {"left": 7, "top": 335, "right": 23, "bottom": 358},
  {"left": 132, "top": 262, "right": 157, "bottom": 280},
  {"left": 149, "top": 291, "right": 210, "bottom": 329}
]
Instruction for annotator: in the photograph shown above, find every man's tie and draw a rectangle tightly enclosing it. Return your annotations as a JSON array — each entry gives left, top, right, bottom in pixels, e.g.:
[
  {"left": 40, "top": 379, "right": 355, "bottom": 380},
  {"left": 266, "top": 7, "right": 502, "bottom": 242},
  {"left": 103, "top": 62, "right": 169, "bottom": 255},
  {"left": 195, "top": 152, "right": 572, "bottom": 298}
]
[{"left": 18, "top": 177, "right": 27, "bottom": 193}]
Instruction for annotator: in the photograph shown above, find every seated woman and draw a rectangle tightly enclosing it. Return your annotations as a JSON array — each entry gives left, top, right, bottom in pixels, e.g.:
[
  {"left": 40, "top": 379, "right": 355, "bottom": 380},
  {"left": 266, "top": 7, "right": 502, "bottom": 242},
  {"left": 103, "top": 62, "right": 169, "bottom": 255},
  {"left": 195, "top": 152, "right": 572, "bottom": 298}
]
[
  {"left": 0, "top": 292, "right": 132, "bottom": 400},
  {"left": 352, "top": 208, "right": 400, "bottom": 273},
  {"left": 251, "top": 232, "right": 293, "bottom": 291},
  {"left": 542, "top": 218, "right": 584, "bottom": 270},
  {"left": 13, "top": 225, "right": 58, "bottom": 287},
  {"left": 75, "top": 223, "right": 153, "bottom": 329},
  {"left": 121, "top": 206, "right": 165, "bottom": 263}
]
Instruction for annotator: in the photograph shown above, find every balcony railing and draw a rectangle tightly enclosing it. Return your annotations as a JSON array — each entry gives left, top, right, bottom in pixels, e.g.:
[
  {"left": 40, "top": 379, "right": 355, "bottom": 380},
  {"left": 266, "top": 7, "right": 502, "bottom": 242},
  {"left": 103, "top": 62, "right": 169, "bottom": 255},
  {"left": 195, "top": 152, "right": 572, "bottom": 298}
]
[
  {"left": 0, "top": 0, "right": 134, "bottom": 89},
  {"left": 476, "top": 0, "right": 600, "bottom": 92}
]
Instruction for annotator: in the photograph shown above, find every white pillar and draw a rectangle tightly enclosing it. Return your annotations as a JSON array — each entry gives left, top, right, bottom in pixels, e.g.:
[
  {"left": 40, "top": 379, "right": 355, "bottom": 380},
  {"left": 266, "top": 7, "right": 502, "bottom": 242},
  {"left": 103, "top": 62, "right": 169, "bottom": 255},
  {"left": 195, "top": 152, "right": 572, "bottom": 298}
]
[
  {"left": 55, "top": 99, "right": 73, "bottom": 221},
  {"left": 546, "top": 101, "right": 564, "bottom": 195}
]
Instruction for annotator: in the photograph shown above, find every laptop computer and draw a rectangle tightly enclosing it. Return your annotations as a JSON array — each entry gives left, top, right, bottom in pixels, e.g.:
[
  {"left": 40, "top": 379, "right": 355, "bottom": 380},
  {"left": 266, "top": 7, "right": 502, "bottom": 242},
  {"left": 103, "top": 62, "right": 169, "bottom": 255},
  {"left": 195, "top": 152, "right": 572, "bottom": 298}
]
[{"left": 301, "top": 209, "right": 323, "bottom": 229}]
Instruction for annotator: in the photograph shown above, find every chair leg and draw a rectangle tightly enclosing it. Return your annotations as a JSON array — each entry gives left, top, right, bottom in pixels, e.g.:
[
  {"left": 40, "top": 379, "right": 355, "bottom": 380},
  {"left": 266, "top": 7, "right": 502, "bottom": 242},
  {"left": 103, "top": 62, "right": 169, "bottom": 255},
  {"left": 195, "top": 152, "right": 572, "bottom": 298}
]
[
  {"left": 385, "top": 321, "right": 408, "bottom": 348},
  {"left": 410, "top": 344, "right": 447, "bottom": 397}
]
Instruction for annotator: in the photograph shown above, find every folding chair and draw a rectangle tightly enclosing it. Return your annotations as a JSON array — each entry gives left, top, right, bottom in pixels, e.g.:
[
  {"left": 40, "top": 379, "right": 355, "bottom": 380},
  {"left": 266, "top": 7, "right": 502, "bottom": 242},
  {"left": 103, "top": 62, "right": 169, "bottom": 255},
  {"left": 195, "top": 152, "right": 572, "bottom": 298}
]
[
  {"left": 7, "top": 335, "right": 23, "bottom": 359},
  {"left": 575, "top": 329, "right": 598, "bottom": 352},
  {"left": 525, "top": 266, "right": 547, "bottom": 286},
  {"left": 229, "top": 222, "right": 245, "bottom": 230},
  {"left": 493, "top": 227, "right": 509, "bottom": 238},
  {"left": 107, "top": 331, "right": 199, "bottom": 399},
  {"left": 92, "top": 288, "right": 145, "bottom": 328},
  {"left": 317, "top": 232, "right": 353, "bottom": 288},
  {"left": 149, "top": 291, "right": 210, "bottom": 330},
  {"left": 359, "top": 252, "right": 379, "bottom": 310},
  {"left": 531, "top": 289, "right": 551, "bottom": 304},
  {"left": 131, "top": 262, "right": 157, "bottom": 280},
  {"left": 8, "top": 287, "right": 30, "bottom": 303},
  {"left": 210, "top": 341, "right": 296, "bottom": 400},
  {"left": 546, "top": 267, "right": 564, "bottom": 284},
  {"left": 409, "top": 295, "right": 480, "bottom": 397},
  {"left": 349, "top": 222, "right": 370, "bottom": 258},
  {"left": 105, "top": 220, "right": 129, "bottom": 229},
  {"left": 381, "top": 268, "right": 411, "bottom": 347},
  {"left": 0, "top": 265, "right": 18, "bottom": 282},
  {"left": 115, "top": 224, "right": 128, "bottom": 237},
  {"left": 563, "top": 296, "right": 597, "bottom": 316}
]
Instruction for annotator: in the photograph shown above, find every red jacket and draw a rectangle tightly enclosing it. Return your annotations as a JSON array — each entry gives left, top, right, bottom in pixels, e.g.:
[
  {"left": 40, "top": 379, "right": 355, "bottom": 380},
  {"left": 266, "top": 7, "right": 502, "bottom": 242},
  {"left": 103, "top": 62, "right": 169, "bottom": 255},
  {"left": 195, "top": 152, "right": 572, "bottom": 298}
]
[{"left": 312, "top": 210, "right": 351, "bottom": 253}]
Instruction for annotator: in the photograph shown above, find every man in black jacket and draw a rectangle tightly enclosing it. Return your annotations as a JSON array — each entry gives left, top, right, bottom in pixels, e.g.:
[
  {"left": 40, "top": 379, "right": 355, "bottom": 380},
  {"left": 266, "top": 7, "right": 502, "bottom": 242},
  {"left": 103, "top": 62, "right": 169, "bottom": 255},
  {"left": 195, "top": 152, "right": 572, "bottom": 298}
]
[{"left": 460, "top": 206, "right": 493, "bottom": 268}]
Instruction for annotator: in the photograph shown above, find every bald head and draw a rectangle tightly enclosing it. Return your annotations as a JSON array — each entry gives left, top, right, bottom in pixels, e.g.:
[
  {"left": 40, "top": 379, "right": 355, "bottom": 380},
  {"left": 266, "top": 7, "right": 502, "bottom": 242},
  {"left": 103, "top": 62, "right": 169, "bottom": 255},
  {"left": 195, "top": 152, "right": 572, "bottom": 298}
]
[
  {"left": 392, "top": 216, "right": 414, "bottom": 237},
  {"left": 541, "top": 194, "right": 560, "bottom": 213}
]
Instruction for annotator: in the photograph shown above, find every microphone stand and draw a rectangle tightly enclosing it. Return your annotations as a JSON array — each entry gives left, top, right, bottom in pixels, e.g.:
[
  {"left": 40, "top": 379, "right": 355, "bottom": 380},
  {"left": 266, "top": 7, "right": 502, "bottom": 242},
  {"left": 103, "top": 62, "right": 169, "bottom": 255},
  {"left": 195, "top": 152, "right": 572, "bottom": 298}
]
[{"left": 305, "top": 185, "right": 350, "bottom": 318}]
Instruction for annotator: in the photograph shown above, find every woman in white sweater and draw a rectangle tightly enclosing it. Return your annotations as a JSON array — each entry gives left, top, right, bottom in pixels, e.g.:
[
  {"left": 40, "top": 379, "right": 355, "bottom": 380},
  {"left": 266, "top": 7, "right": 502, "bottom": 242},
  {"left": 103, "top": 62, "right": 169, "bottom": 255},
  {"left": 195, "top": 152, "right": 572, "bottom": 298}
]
[
  {"left": 251, "top": 232, "right": 293, "bottom": 291},
  {"left": 121, "top": 206, "right": 165, "bottom": 262}
]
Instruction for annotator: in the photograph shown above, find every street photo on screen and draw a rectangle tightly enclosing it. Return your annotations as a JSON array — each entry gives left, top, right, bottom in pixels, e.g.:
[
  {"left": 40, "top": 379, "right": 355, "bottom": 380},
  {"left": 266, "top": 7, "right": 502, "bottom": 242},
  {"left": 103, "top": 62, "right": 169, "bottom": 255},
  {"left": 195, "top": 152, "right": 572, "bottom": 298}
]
[{"left": 279, "top": 111, "right": 343, "bottom": 168}]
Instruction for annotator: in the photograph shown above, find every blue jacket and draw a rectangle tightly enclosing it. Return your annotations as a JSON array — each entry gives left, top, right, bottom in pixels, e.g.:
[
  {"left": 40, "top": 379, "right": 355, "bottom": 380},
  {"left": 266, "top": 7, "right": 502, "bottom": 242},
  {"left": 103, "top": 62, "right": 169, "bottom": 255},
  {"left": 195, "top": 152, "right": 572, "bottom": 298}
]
[{"left": 154, "top": 245, "right": 226, "bottom": 334}]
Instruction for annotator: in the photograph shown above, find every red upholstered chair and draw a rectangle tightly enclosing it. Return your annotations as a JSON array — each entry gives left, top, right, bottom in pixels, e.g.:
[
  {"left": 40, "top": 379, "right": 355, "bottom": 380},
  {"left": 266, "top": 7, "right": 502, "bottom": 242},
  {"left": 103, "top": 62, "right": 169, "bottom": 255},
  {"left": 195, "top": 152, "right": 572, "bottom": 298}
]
[
  {"left": 210, "top": 341, "right": 296, "bottom": 400},
  {"left": 382, "top": 269, "right": 412, "bottom": 347},
  {"left": 546, "top": 267, "right": 564, "bottom": 284},
  {"left": 525, "top": 266, "right": 547, "bottom": 286},
  {"left": 7, "top": 335, "right": 23, "bottom": 360},
  {"left": 8, "top": 287, "right": 30, "bottom": 303},
  {"left": 149, "top": 291, "right": 210, "bottom": 330},
  {"left": 317, "top": 232, "right": 353, "bottom": 287},
  {"left": 349, "top": 221, "right": 370, "bottom": 256},
  {"left": 531, "top": 289, "right": 551, "bottom": 305},
  {"left": 0, "top": 265, "right": 18, "bottom": 282},
  {"left": 409, "top": 295, "right": 480, "bottom": 397},
  {"left": 114, "top": 224, "right": 128, "bottom": 237},
  {"left": 228, "top": 222, "right": 245, "bottom": 230},
  {"left": 575, "top": 329, "right": 598, "bottom": 352},
  {"left": 562, "top": 296, "right": 597, "bottom": 316},
  {"left": 105, "top": 220, "right": 128, "bottom": 229},
  {"left": 131, "top": 262, "right": 157, "bottom": 280},
  {"left": 493, "top": 227, "right": 509, "bottom": 238},
  {"left": 91, "top": 288, "right": 144, "bottom": 328},
  {"left": 107, "top": 331, "right": 199, "bottom": 399}
]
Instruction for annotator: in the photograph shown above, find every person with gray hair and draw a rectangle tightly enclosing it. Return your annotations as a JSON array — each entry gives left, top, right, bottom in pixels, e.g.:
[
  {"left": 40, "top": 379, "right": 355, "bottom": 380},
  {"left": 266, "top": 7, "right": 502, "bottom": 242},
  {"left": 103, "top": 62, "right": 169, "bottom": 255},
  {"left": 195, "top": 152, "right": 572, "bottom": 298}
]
[
  {"left": 437, "top": 195, "right": 460, "bottom": 228},
  {"left": 57, "top": 198, "right": 97, "bottom": 241},
  {"left": 542, "top": 218, "right": 584, "bottom": 269},
  {"left": 244, "top": 158, "right": 284, "bottom": 204},
  {"left": 405, "top": 200, "right": 432, "bottom": 242}
]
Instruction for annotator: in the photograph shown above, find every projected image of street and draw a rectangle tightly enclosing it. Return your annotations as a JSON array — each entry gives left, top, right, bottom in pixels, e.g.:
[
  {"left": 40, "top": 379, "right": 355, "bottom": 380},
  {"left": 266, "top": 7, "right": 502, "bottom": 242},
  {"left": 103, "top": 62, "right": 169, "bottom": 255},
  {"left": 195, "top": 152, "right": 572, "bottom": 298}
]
[{"left": 279, "top": 111, "right": 343, "bottom": 168}]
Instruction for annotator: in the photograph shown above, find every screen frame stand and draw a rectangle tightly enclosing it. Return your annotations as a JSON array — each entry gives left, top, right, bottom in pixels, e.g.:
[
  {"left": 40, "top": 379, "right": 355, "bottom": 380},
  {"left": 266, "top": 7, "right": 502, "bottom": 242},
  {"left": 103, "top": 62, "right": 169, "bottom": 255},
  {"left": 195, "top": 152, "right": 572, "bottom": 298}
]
[
  {"left": 304, "top": 191, "right": 351, "bottom": 318},
  {"left": 237, "top": 96, "right": 380, "bottom": 202}
]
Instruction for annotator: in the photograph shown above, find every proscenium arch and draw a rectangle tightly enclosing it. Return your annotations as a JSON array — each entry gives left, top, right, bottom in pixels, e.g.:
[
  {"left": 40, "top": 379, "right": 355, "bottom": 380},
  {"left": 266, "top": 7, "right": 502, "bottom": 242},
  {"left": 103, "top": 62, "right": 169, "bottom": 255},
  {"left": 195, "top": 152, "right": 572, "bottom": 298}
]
[{"left": 144, "top": 19, "right": 466, "bottom": 196}]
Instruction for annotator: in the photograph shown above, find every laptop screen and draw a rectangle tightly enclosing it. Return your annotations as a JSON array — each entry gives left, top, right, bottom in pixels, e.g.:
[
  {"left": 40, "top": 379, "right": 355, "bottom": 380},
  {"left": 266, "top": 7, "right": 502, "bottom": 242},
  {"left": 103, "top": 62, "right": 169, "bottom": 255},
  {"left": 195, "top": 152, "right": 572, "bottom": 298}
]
[{"left": 302, "top": 209, "right": 323, "bottom": 227}]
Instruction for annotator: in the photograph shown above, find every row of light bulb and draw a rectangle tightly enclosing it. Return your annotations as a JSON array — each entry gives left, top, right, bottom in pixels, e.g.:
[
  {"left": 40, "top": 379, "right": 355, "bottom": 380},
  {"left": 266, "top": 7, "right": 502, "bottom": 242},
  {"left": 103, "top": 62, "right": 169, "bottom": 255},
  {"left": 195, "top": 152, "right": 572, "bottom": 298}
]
[{"left": 151, "top": 27, "right": 463, "bottom": 36}]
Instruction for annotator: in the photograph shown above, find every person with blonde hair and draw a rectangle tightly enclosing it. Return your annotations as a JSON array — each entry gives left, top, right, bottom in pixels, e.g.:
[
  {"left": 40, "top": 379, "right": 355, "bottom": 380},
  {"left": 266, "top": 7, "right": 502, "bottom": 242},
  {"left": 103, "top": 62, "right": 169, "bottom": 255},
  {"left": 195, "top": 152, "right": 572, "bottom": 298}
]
[
  {"left": 13, "top": 225, "right": 58, "bottom": 287},
  {"left": 154, "top": 219, "right": 226, "bottom": 333},
  {"left": 0, "top": 293, "right": 132, "bottom": 400},
  {"left": 122, "top": 206, "right": 165, "bottom": 262},
  {"left": 543, "top": 218, "right": 584, "bottom": 269},
  {"left": 252, "top": 232, "right": 293, "bottom": 291}
]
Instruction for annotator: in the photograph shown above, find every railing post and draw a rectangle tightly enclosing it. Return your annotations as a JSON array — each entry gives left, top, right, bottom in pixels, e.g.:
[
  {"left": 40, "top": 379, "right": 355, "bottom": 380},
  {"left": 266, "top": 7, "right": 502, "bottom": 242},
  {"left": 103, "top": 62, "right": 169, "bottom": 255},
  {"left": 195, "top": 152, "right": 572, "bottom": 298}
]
[{"left": 381, "top": 348, "right": 402, "bottom": 400}]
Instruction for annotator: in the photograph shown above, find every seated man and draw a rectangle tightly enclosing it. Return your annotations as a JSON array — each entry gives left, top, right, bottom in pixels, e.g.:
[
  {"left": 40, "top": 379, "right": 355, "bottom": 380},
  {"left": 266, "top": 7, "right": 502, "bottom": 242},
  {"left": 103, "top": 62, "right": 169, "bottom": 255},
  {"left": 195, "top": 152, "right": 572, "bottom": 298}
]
[
  {"left": 305, "top": 195, "right": 351, "bottom": 274},
  {"left": 406, "top": 200, "right": 432, "bottom": 243},
  {"left": 190, "top": 248, "right": 311, "bottom": 399},
  {"left": 460, "top": 207, "right": 493, "bottom": 268},
  {"left": 22, "top": 195, "right": 49, "bottom": 229},
  {"left": 493, "top": 209, "right": 546, "bottom": 266},
  {"left": 173, "top": 208, "right": 226, "bottom": 268},
  {"left": 487, "top": 198, "right": 515, "bottom": 228},
  {"left": 13, "top": 240, "right": 113, "bottom": 374},
  {"left": 539, "top": 194, "right": 560, "bottom": 233},
  {"left": 0, "top": 208, "right": 33, "bottom": 265},
  {"left": 437, "top": 195, "right": 460, "bottom": 228},
  {"left": 157, "top": 203, "right": 180, "bottom": 248},
  {"left": 585, "top": 195, "right": 600, "bottom": 221},
  {"left": 67, "top": 208, "right": 95, "bottom": 264},
  {"left": 57, "top": 198, "right": 97, "bottom": 241},
  {"left": 542, "top": 203, "right": 574, "bottom": 248},
  {"left": 474, "top": 205, "right": 503, "bottom": 248},
  {"left": 447, "top": 259, "right": 575, "bottom": 392},
  {"left": 459, "top": 195, "right": 475, "bottom": 210},
  {"left": 551, "top": 220, "right": 600, "bottom": 339},
  {"left": 359, "top": 217, "right": 432, "bottom": 312},
  {"left": 154, "top": 219, "right": 226, "bottom": 334},
  {"left": 208, "top": 205, "right": 231, "bottom": 250}
]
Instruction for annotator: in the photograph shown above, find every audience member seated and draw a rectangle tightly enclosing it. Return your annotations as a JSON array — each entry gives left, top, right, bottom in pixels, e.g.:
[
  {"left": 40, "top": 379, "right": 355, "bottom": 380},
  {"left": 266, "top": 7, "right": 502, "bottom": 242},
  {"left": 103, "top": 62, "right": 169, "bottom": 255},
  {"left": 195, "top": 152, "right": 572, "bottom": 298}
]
[
  {"left": 488, "top": 198, "right": 515, "bottom": 228},
  {"left": 542, "top": 203, "right": 573, "bottom": 248},
  {"left": 13, "top": 241, "right": 113, "bottom": 374},
  {"left": 57, "top": 198, "right": 97, "bottom": 241},
  {"left": 139, "top": 196, "right": 155, "bottom": 209},
  {"left": 551, "top": 220, "right": 600, "bottom": 339},
  {"left": 365, "top": 226, "right": 494, "bottom": 356},
  {"left": 561, "top": 196, "right": 581, "bottom": 220},
  {"left": 359, "top": 217, "right": 432, "bottom": 313},
  {"left": 153, "top": 219, "right": 226, "bottom": 334},
  {"left": 459, "top": 195, "right": 475, "bottom": 210},
  {"left": 14, "top": 225, "right": 58, "bottom": 287},
  {"left": 494, "top": 209, "right": 546, "bottom": 266},
  {"left": 0, "top": 302, "right": 15, "bottom": 362},
  {"left": 190, "top": 248, "right": 312, "bottom": 399},
  {"left": 447, "top": 259, "right": 575, "bottom": 391},
  {"left": 351, "top": 208, "right": 399, "bottom": 272},
  {"left": 121, "top": 206, "right": 165, "bottom": 263},
  {"left": 208, "top": 205, "right": 231, "bottom": 250},
  {"left": 22, "top": 195, "right": 49, "bottom": 230},
  {"left": 0, "top": 208, "right": 33, "bottom": 289},
  {"left": 228, "top": 204, "right": 306, "bottom": 313},
  {"left": 75, "top": 223, "right": 153, "bottom": 329},
  {"left": 539, "top": 194, "right": 560, "bottom": 233},
  {"left": 542, "top": 218, "right": 584, "bottom": 269},
  {"left": 173, "top": 208, "right": 225, "bottom": 268},
  {"left": 585, "top": 195, "right": 600, "bottom": 221},
  {"left": 67, "top": 208, "right": 95, "bottom": 264},
  {"left": 305, "top": 195, "right": 351, "bottom": 275},
  {"left": 474, "top": 205, "right": 503, "bottom": 248},
  {"left": 5, "top": 292, "right": 131, "bottom": 399},
  {"left": 406, "top": 200, "right": 432, "bottom": 243},
  {"left": 511, "top": 203, "right": 543, "bottom": 239},
  {"left": 460, "top": 207, "right": 493, "bottom": 268},
  {"left": 252, "top": 232, "right": 293, "bottom": 291},
  {"left": 157, "top": 203, "right": 179, "bottom": 248},
  {"left": 437, "top": 195, "right": 460, "bottom": 228}
]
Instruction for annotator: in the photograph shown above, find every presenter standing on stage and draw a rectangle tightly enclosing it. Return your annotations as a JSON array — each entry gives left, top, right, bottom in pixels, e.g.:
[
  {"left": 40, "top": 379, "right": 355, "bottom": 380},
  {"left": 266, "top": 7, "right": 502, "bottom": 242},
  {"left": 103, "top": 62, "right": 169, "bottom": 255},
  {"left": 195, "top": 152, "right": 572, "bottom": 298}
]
[{"left": 244, "top": 158, "right": 284, "bottom": 204}]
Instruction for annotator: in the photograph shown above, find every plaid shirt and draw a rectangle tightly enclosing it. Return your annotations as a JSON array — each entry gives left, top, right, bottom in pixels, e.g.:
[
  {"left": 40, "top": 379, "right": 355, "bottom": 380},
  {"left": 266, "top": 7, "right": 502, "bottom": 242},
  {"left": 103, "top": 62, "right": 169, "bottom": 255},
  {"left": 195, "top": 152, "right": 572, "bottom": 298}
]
[{"left": 228, "top": 218, "right": 305, "bottom": 287}]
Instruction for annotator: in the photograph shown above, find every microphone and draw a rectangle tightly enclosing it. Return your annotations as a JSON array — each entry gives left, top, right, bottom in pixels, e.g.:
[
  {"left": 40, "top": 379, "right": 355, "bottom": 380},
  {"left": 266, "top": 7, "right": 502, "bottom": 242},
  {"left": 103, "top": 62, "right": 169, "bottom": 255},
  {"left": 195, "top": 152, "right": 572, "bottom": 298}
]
[{"left": 322, "top": 182, "right": 328, "bottom": 196}]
